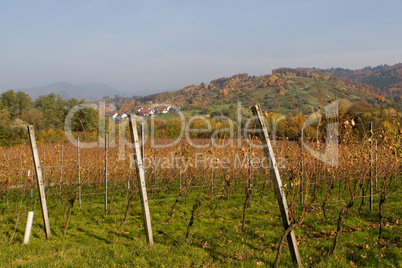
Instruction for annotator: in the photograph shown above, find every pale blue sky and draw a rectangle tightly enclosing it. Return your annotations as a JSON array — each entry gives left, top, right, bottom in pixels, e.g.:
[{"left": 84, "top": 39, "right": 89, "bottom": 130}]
[{"left": 1, "top": 0, "right": 401, "bottom": 94}]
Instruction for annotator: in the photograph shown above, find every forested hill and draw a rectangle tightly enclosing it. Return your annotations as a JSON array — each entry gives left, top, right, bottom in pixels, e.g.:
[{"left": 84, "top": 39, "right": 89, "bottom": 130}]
[
  {"left": 277, "top": 64, "right": 401, "bottom": 104},
  {"left": 125, "top": 70, "right": 395, "bottom": 115},
  {"left": 292, "top": 64, "right": 401, "bottom": 89}
]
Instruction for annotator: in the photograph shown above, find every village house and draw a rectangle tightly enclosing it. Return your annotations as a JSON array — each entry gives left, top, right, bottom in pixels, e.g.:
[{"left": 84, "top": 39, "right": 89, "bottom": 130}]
[
  {"left": 137, "top": 107, "right": 155, "bottom": 117},
  {"left": 119, "top": 112, "right": 129, "bottom": 119},
  {"left": 106, "top": 111, "right": 130, "bottom": 120},
  {"left": 157, "top": 105, "right": 171, "bottom": 114}
]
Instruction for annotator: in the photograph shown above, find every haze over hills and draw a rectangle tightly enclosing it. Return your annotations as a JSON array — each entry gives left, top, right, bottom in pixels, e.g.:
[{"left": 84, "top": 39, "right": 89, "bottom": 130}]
[
  {"left": 13, "top": 82, "right": 138, "bottom": 101},
  {"left": 7, "top": 82, "right": 173, "bottom": 101}
]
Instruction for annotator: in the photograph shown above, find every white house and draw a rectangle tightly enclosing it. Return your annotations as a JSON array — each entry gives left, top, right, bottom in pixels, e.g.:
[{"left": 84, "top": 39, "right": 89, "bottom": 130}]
[{"left": 157, "top": 105, "right": 171, "bottom": 114}]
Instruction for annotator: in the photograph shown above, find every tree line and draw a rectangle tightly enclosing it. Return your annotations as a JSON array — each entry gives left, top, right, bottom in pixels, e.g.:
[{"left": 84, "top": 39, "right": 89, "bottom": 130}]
[
  {"left": 1, "top": 89, "right": 400, "bottom": 147},
  {"left": 0, "top": 90, "right": 97, "bottom": 146}
]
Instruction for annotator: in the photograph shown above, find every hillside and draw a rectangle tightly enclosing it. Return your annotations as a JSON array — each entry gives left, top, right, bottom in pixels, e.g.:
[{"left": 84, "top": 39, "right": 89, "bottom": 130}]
[
  {"left": 120, "top": 72, "right": 388, "bottom": 115},
  {"left": 294, "top": 64, "right": 401, "bottom": 89},
  {"left": 286, "top": 64, "right": 402, "bottom": 105}
]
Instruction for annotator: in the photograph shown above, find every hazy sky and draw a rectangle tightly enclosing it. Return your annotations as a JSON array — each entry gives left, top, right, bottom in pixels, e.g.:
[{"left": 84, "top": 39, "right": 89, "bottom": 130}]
[{"left": 1, "top": 0, "right": 401, "bottom": 94}]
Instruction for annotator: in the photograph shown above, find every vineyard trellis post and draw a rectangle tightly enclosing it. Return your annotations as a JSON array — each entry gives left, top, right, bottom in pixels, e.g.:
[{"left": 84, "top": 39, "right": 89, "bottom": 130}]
[
  {"left": 59, "top": 144, "right": 63, "bottom": 204},
  {"left": 300, "top": 128, "right": 304, "bottom": 206},
  {"left": 247, "top": 136, "right": 252, "bottom": 192},
  {"left": 129, "top": 116, "right": 154, "bottom": 246},
  {"left": 29, "top": 170, "right": 33, "bottom": 198},
  {"left": 375, "top": 139, "right": 378, "bottom": 190},
  {"left": 78, "top": 138, "right": 81, "bottom": 209},
  {"left": 141, "top": 123, "right": 145, "bottom": 162},
  {"left": 27, "top": 125, "right": 51, "bottom": 238},
  {"left": 179, "top": 145, "right": 182, "bottom": 191},
  {"left": 370, "top": 121, "right": 373, "bottom": 211},
  {"left": 105, "top": 134, "right": 108, "bottom": 214},
  {"left": 140, "top": 123, "right": 145, "bottom": 192},
  {"left": 251, "top": 105, "right": 301, "bottom": 267},
  {"left": 211, "top": 138, "right": 214, "bottom": 197}
]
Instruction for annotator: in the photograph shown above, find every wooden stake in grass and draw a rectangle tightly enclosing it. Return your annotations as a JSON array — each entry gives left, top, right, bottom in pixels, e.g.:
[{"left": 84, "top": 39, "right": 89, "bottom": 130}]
[
  {"left": 242, "top": 138, "right": 252, "bottom": 232},
  {"left": 105, "top": 134, "right": 108, "bottom": 214},
  {"left": 129, "top": 116, "right": 154, "bottom": 246},
  {"left": 59, "top": 145, "right": 63, "bottom": 204},
  {"left": 77, "top": 138, "right": 82, "bottom": 209},
  {"left": 251, "top": 105, "right": 301, "bottom": 267},
  {"left": 28, "top": 125, "right": 51, "bottom": 239}
]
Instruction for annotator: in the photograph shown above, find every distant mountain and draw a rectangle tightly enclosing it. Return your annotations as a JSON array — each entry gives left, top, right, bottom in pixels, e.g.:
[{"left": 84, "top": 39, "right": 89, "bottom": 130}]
[{"left": 18, "top": 82, "right": 136, "bottom": 101}]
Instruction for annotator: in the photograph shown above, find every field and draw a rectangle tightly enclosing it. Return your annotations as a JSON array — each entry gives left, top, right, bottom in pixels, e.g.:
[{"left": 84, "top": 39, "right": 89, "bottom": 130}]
[{"left": 0, "top": 133, "right": 401, "bottom": 267}]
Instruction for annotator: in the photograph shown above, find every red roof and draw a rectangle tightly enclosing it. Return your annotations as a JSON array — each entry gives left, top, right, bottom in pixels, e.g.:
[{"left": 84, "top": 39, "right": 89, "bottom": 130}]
[{"left": 157, "top": 106, "right": 170, "bottom": 111}]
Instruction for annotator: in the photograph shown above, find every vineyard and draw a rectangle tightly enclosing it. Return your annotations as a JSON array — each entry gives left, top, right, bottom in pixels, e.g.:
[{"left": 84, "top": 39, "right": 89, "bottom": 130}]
[{"left": 0, "top": 114, "right": 401, "bottom": 267}]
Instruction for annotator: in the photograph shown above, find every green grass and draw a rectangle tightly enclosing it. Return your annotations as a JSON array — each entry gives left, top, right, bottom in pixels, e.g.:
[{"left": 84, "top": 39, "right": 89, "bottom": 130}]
[
  {"left": 153, "top": 113, "right": 187, "bottom": 121},
  {"left": 0, "top": 181, "right": 401, "bottom": 267}
]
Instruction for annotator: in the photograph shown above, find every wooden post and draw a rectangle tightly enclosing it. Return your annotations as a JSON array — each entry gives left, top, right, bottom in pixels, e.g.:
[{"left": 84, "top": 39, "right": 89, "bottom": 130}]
[
  {"left": 369, "top": 121, "right": 373, "bottom": 211},
  {"left": 141, "top": 124, "right": 145, "bottom": 163},
  {"left": 129, "top": 116, "right": 154, "bottom": 245},
  {"left": 105, "top": 134, "right": 108, "bottom": 214},
  {"left": 59, "top": 145, "right": 63, "bottom": 203},
  {"left": 77, "top": 138, "right": 81, "bottom": 209},
  {"left": 247, "top": 137, "right": 252, "bottom": 192},
  {"left": 27, "top": 125, "right": 51, "bottom": 238},
  {"left": 251, "top": 105, "right": 301, "bottom": 267},
  {"left": 179, "top": 145, "right": 182, "bottom": 191},
  {"left": 211, "top": 138, "right": 214, "bottom": 196},
  {"left": 300, "top": 128, "right": 304, "bottom": 206},
  {"left": 375, "top": 139, "right": 378, "bottom": 190},
  {"left": 29, "top": 170, "right": 33, "bottom": 198}
]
